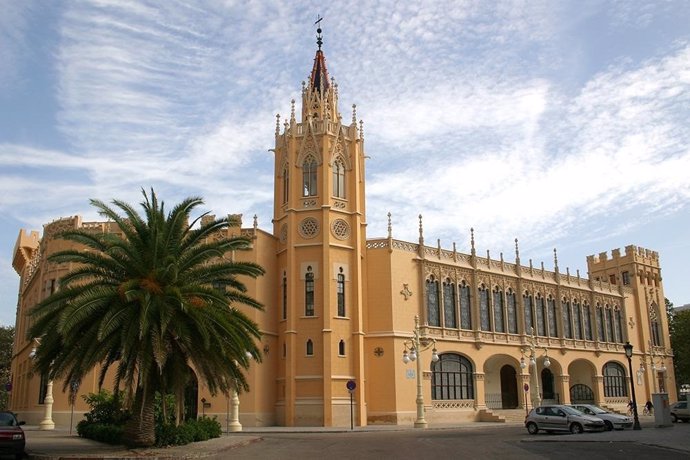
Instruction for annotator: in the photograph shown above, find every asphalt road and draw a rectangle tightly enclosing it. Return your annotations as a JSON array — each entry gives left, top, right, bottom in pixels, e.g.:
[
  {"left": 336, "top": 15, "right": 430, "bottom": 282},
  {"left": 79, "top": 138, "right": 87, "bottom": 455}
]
[{"left": 217, "top": 425, "right": 690, "bottom": 460}]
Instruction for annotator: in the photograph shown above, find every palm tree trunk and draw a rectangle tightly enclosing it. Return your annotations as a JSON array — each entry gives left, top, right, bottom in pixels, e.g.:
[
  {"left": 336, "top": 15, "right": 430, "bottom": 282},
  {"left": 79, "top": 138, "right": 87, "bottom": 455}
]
[{"left": 123, "top": 384, "right": 156, "bottom": 447}]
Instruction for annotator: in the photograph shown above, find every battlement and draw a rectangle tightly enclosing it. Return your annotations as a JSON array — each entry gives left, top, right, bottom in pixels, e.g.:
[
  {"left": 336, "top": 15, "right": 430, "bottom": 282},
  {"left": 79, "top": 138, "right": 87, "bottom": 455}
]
[{"left": 587, "top": 244, "right": 659, "bottom": 267}]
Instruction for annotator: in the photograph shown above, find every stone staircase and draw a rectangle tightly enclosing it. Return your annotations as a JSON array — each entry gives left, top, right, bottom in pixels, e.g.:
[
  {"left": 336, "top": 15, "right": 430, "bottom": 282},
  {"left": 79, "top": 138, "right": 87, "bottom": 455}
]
[{"left": 482, "top": 409, "right": 527, "bottom": 423}]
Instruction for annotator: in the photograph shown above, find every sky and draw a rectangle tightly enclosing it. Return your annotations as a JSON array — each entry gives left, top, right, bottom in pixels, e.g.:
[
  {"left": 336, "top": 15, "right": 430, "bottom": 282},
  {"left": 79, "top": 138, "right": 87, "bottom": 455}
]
[{"left": 1, "top": 0, "right": 689, "bottom": 327}]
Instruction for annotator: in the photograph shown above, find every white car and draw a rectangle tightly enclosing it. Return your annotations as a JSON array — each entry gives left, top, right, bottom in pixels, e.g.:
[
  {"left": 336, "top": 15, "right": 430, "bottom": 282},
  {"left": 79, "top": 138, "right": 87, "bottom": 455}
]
[{"left": 569, "top": 404, "right": 633, "bottom": 430}]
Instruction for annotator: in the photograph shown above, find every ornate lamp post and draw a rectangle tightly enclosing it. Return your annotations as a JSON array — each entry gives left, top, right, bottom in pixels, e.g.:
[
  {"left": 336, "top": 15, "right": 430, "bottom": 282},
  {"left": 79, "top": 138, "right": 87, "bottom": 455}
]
[
  {"left": 401, "top": 315, "right": 439, "bottom": 428},
  {"left": 623, "top": 342, "right": 642, "bottom": 430},
  {"left": 29, "top": 339, "right": 54, "bottom": 430},
  {"left": 520, "top": 327, "right": 550, "bottom": 408}
]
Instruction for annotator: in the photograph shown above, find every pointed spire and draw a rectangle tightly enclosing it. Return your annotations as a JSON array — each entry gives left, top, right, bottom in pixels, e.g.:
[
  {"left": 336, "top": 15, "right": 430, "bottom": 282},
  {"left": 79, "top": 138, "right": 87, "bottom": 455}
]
[
  {"left": 359, "top": 120, "right": 364, "bottom": 140},
  {"left": 352, "top": 104, "right": 357, "bottom": 125},
  {"left": 290, "top": 99, "right": 296, "bottom": 123},
  {"left": 553, "top": 248, "right": 559, "bottom": 273},
  {"left": 470, "top": 228, "right": 476, "bottom": 257},
  {"left": 309, "top": 19, "right": 330, "bottom": 94},
  {"left": 275, "top": 114, "right": 281, "bottom": 136},
  {"left": 515, "top": 238, "right": 520, "bottom": 263}
]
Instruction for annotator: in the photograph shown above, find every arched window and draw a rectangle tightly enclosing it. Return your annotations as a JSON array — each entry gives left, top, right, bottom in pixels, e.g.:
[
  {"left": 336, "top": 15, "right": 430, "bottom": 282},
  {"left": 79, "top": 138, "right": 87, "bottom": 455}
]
[
  {"left": 596, "top": 304, "right": 606, "bottom": 342},
  {"left": 459, "top": 281, "right": 472, "bottom": 330},
  {"left": 562, "top": 298, "right": 572, "bottom": 339},
  {"left": 583, "top": 303, "right": 593, "bottom": 340},
  {"left": 282, "top": 166, "right": 289, "bottom": 203},
  {"left": 282, "top": 272, "right": 287, "bottom": 320},
  {"left": 305, "top": 267, "right": 315, "bottom": 316},
  {"left": 603, "top": 362, "right": 628, "bottom": 397},
  {"left": 337, "top": 271, "right": 345, "bottom": 317},
  {"left": 573, "top": 300, "right": 582, "bottom": 340},
  {"left": 443, "top": 278, "right": 457, "bottom": 328},
  {"left": 536, "top": 294, "right": 546, "bottom": 336},
  {"left": 547, "top": 296, "right": 557, "bottom": 337},
  {"left": 524, "top": 292, "right": 534, "bottom": 333},
  {"left": 338, "top": 339, "right": 346, "bottom": 356},
  {"left": 426, "top": 276, "right": 440, "bottom": 327},
  {"left": 332, "top": 158, "right": 345, "bottom": 198},
  {"left": 493, "top": 286, "right": 505, "bottom": 333},
  {"left": 306, "top": 339, "right": 314, "bottom": 356},
  {"left": 302, "top": 155, "right": 317, "bottom": 197},
  {"left": 614, "top": 308, "right": 624, "bottom": 343},
  {"left": 650, "top": 302, "right": 662, "bottom": 346},
  {"left": 431, "top": 354, "right": 474, "bottom": 400},
  {"left": 479, "top": 284, "right": 490, "bottom": 331},
  {"left": 605, "top": 306, "right": 614, "bottom": 343},
  {"left": 507, "top": 289, "right": 517, "bottom": 334}
]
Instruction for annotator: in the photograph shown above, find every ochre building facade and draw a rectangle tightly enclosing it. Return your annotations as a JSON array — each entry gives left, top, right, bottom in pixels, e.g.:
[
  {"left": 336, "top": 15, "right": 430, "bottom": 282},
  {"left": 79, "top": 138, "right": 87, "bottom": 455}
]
[{"left": 10, "top": 36, "right": 677, "bottom": 428}]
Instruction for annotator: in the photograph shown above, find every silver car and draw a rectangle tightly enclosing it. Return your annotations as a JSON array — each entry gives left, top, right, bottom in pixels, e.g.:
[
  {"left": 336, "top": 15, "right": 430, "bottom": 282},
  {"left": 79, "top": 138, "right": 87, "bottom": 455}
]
[
  {"left": 569, "top": 404, "right": 633, "bottom": 430},
  {"left": 525, "top": 404, "right": 606, "bottom": 434},
  {"left": 670, "top": 401, "right": 690, "bottom": 423}
]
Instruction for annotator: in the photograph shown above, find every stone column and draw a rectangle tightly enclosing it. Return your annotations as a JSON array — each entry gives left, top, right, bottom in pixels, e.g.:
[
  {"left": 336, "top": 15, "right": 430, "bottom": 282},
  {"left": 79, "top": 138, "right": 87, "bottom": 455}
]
[
  {"left": 558, "top": 374, "right": 571, "bottom": 404},
  {"left": 474, "top": 373, "right": 486, "bottom": 410}
]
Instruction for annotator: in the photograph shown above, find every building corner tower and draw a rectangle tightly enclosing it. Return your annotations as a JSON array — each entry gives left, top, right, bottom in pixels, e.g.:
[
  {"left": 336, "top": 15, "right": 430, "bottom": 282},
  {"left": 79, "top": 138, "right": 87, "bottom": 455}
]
[{"left": 271, "top": 26, "right": 368, "bottom": 427}]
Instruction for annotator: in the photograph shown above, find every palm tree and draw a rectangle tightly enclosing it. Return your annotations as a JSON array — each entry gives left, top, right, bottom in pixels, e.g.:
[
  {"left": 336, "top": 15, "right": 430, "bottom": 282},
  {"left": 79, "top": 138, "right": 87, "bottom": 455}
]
[{"left": 29, "top": 189, "right": 264, "bottom": 447}]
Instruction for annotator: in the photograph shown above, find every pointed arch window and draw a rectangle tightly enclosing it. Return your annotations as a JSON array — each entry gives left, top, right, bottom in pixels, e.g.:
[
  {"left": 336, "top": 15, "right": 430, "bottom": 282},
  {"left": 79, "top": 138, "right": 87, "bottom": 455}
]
[
  {"left": 536, "top": 294, "right": 546, "bottom": 336},
  {"left": 562, "top": 298, "right": 572, "bottom": 339},
  {"left": 306, "top": 339, "right": 314, "bottom": 356},
  {"left": 282, "top": 166, "right": 290, "bottom": 203},
  {"left": 596, "top": 304, "right": 606, "bottom": 342},
  {"left": 337, "top": 272, "right": 345, "bottom": 317},
  {"left": 506, "top": 289, "right": 518, "bottom": 334},
  {"left": 282, "top": 272, "right": 287, "bottom": 320},
  {"left": 443, "top": 279, "right": 457, "bottom": 328},
  {"left": 459, "top": 281, "right": 472, "bottom": 330},
  {"left": 614, "top": 308, "right": 624, "bottom": 343},
  {"left": 302, "top": 155, "right": 317, "bottom": 197},
  {"left": 650, "top": 302, "right": 662, "bottom": 346},
  {"left": 305, "top": 266, "right": 315, "bottom": 316},
  {"left": 547, "top": 296, "right": 557, "bottom": 337},
  {"left": 493, "top": 286, "right": 505, "bottom": 333},
  {"left": 573, "top": 300, "right": 582, "bottom": 340},
  {"left": 583, "top": 303, "right": 593, "bottom": 340},
  {"left": 479, "top": 284, "right": 490, "bottom": 331},
  {"left": 333, "top": 158, "right": 345, "bottom": 198},
  {"left": 338, "top": 339, "right": 346, "bottom": 356},
  {"left": 605, "top": 305, "right": 614, "bottom": 343},
  {"left": 426, "top": 276, "right": 440, "bottom": 327},
  {"left": 524, "top": 292, "right": 534, "bottom": 333}
]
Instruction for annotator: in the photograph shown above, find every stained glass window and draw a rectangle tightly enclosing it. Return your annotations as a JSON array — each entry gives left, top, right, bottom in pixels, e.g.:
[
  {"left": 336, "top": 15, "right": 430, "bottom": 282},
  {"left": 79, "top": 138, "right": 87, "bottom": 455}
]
[
  {"left": 615, "top": 309, "right": 623, "bottom": 343},
  {"left": 562, "top": 299, "right": 572, "bottom": 339},
  {"left": 493, "top": 287, "right": 505, "bottom": 333},
  {"left": 597, "top": 305, "right": 606, "bottom": 342},
  {"left": 583, "top": 303, "right": 593, "bottom": 340},
  {"left": 524, "top": 293, "right": 534, "bottom": 333},
  {"left": 479, "top": 285, "right": 490, "bottom": 331},
  {"left": 573, "top": 301, "right": 582, "bottom": 339},
  {"left": 547, "top": 297, "right": 557, "bottom": 337},
  {"left": 507, "top": 289, "right": 517, "bottom": 333},
  {"left": 536, "top": 295, "right": 546, "bottom": 336},
  {"left": 605, "top": 306, "right": 614, "bottom": 343}
]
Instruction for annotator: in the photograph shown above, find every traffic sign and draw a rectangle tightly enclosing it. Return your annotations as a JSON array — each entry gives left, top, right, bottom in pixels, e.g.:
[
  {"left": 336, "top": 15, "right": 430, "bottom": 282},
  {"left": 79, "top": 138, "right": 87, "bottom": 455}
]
[{"left": 346, "top": 380, "right": 356, "bottom": 392}]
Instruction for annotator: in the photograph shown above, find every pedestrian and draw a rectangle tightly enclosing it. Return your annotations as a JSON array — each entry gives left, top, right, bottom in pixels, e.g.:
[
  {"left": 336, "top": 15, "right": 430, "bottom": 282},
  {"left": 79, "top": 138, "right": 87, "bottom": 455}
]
[{"left": 644, "top": 400, "right": 653, "bottom": 415}]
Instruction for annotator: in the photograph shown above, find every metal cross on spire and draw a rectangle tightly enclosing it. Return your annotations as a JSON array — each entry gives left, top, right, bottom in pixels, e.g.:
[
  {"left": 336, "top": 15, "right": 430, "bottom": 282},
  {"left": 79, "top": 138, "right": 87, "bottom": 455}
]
[{"left": 315, "top": 15, "right": 324, "bottom": 50}]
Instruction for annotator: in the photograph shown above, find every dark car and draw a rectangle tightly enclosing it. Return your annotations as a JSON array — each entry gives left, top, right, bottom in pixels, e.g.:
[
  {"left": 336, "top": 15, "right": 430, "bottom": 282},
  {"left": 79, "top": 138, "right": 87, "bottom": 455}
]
[
  {"left": 525, "top": 404, "right": 606, "bottom": 434},
  {"left": 670, "top": 401, "right": 690, "bottom": 423},
  {"left": 0, "top": 411, "right": 25, "bottom": 460}
]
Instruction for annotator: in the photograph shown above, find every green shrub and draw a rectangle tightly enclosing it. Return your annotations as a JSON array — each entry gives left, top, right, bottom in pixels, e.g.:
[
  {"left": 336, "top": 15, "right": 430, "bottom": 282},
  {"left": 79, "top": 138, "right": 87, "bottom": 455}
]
[
  {"left": 81, "top": 390, "right": 129, "bottom": 425},
  {"left": 154, "top": 417, "right": 222, "bottom": 447},
  {"left": 76, "top": 421, "right": 123, "bottom": 444}
]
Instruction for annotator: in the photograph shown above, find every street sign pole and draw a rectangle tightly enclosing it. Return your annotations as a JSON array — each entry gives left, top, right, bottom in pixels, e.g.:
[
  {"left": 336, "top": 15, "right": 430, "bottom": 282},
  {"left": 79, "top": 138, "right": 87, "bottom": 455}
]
[{"left": 346, "top": 380, "right": 356, "bottom": 430}]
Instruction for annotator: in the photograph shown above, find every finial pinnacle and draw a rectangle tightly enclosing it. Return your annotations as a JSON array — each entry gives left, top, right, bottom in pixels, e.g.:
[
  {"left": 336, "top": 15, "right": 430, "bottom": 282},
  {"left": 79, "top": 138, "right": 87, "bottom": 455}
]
[
  {"left": 553, "top": 248, "right": 559, "bottom": 271},
  {"left": 387, "top": 212, "right": 392, "bottom": 238}
]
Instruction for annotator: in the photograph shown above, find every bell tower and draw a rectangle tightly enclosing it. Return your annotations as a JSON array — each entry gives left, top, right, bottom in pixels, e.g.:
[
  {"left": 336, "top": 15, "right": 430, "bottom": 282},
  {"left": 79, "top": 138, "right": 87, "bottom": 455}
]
[{"left": 272, "top": 24, "right": 367, "bottom": 427}]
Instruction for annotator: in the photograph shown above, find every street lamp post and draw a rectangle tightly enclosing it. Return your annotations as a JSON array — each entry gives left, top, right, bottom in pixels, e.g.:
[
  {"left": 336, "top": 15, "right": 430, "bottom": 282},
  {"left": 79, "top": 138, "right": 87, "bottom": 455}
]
[
  {"left": 520, "top": 328, "right": 550, "bottom": 408},
  {"left": 29, "top": 339, "right": 55, "bottom": 430},
  {"left": 402, "top": 315, "right": 439, "bottom": 428},
  {"left": 623, "top": 342, "right": 642, "bottom": 430}
]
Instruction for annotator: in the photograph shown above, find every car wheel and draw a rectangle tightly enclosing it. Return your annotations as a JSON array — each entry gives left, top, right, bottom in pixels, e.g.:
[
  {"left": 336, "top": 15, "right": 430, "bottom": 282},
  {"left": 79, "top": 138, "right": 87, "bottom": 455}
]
[
  {"left": 570, "top": 423, "right": 584, "bottom": 434},
  {"left": 526, "top": 422, "right": 539, "bottom": 435},
  {"left": 671, "top": 414, "right": 678, "bottom": 423},
  {"left": 604, "top": 421, "right": 613, "bottom": 431}
]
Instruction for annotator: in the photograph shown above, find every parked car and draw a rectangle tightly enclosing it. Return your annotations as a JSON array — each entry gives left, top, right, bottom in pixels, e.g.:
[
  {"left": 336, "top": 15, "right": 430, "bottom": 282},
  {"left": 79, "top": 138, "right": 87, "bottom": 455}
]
[
  {"left": 568, "top": 404, "right": 633, "bottom": 430},
  {"left": 525, "top": 404, "right": 606, "bottom": 434},
  {"left": 670, "top": 401, "right": 690, "bottom": 423},
  {"left": 0, "top": 411, "right": 25, "bottom": 460}
]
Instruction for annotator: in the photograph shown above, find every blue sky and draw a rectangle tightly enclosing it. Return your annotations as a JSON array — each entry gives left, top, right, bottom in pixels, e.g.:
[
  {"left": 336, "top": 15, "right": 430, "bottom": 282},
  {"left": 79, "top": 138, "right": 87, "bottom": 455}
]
[{"left": 1, "top": 1, "right": 689, "bottom": 326}]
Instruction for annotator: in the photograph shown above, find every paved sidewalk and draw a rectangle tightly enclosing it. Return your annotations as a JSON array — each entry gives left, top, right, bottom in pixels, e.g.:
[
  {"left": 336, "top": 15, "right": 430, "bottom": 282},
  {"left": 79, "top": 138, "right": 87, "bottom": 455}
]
[{"left": 23, "top": 418, "right": 690, "bottom": 460}]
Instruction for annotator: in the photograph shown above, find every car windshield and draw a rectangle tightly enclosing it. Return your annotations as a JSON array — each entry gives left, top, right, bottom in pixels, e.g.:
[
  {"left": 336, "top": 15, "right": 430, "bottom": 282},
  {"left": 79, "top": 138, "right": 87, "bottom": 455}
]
[
  {"left": 587, "top": 406, "right": 607, "bottom": 414},
  {"left": 0, "top": 413, "right": 16, "bottom": 426},
  {"left": 562, "top": 406, "right": 584, "bottom": 416}
]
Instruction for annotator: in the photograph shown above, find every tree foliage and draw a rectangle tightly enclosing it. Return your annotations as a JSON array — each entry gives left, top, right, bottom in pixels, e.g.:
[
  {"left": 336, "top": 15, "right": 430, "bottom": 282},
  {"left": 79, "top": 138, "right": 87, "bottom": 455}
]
[
  {"left": 29, "top": 189, "right": 264, "bottom": 447},
  {"left": 670, "top": 308, "right": 690, "bottom": 392},
  {"left": 0, "top": 326, "right": 14, "bottom": 410}
]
